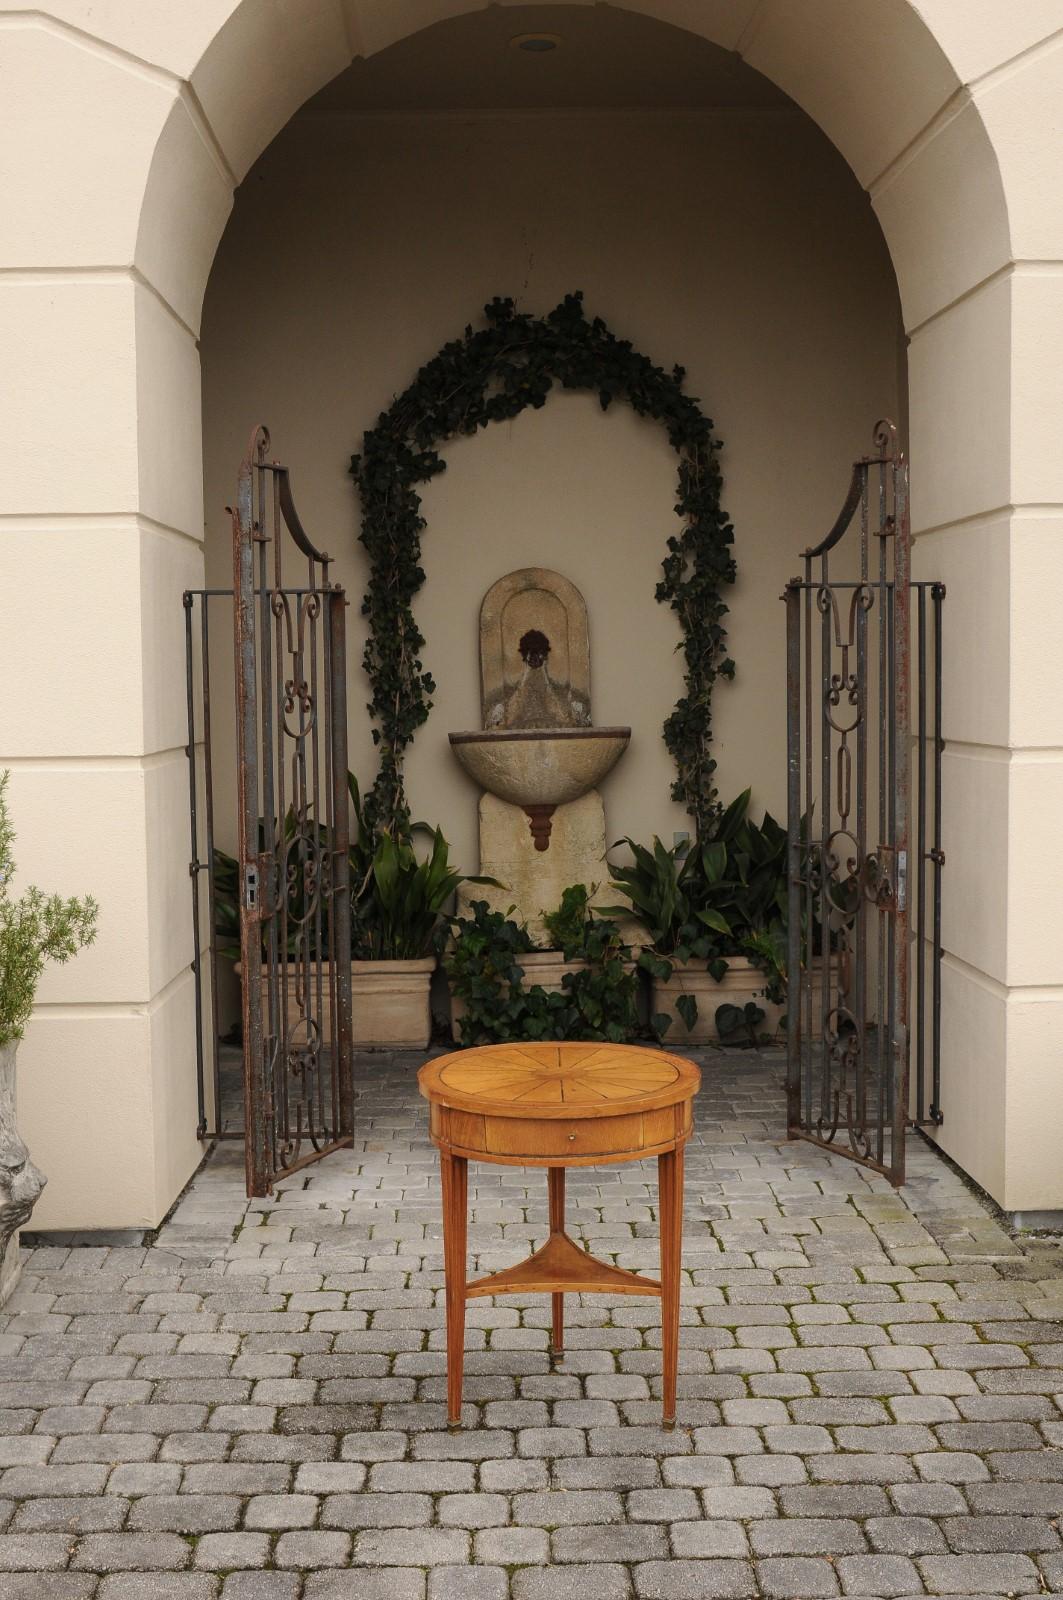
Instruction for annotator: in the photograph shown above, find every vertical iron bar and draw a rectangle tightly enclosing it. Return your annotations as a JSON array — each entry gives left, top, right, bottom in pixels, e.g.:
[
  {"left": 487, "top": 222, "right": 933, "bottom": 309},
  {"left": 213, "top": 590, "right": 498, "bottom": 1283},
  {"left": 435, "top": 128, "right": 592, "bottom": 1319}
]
[
  {"left": 233, "top": 437, "right": 269, "bottom": 1196},
  {"left": 329, "top": 590, "right": 354, "bottom": 1139},
  {"left": 931, "top": 582, "right": 945, "bottom": 1124},
  {"left": 854, "top": 468, "right": 869, "bottom": 1144},
  {"left": 819, "top": 554, "right": 832, "bottom": 1132},
  {"left": 885, "top": 570, "right": 897, "bottom": 1169},
  {"left": 785, "top": 580, "right": 802, "bottom": 1138},
  {"left": 876, "top": 463, "right": 888, "bottom": 1169},
  {"left": 200, "top": 598, "right": 222, "bottom": 1138},
  {"left": 803, "top": 558, "right": 814, "bottom": 1136},
  {"left": 321, "top": 581, "right": 338, "bottom": 1141},
  {"left": 184, "top": 593, "right": 207, "bottom": 1140},
  {"left": 308, "top": 567, "right": 326, "bottom": 1145},
  {"left": 890, "top": 457, "right": 913, "bottom": 1184},
  {"left": 258, "top": 458, "right": 280, "bottom": 1183},
  {"left": 916, "top": 585, "right": 928, "bottom": 1123}
]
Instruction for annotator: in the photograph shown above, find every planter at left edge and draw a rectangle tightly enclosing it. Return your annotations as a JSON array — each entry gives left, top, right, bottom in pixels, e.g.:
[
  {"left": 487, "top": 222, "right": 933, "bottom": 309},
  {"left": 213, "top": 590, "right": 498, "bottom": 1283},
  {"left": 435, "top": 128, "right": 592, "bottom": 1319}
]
[{"left": 0, "top": 1040, "right": 46, "bottom": 1307}]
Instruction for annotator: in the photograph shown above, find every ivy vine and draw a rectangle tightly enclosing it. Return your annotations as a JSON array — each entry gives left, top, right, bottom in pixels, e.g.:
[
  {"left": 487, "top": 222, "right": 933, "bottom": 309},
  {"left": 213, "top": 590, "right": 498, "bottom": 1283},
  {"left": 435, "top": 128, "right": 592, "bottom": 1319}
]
[{"left": 350, "top": 293, "right": 735, "bottom": 841}]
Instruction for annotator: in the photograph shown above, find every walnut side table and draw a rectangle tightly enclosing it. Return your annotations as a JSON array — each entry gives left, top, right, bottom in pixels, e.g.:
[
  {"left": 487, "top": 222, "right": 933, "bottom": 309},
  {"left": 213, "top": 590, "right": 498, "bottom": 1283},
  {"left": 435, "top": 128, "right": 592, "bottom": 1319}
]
[{"left": 418, "top": 1042, "right": 700, "bottom": 1429}]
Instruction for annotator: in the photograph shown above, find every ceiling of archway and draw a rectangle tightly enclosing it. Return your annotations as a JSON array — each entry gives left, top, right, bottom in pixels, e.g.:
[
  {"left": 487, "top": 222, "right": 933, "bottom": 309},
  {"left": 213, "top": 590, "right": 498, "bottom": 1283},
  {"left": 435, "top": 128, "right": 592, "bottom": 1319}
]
[{"left": 304, "top": 4, "right": 788, "bottom": 113}]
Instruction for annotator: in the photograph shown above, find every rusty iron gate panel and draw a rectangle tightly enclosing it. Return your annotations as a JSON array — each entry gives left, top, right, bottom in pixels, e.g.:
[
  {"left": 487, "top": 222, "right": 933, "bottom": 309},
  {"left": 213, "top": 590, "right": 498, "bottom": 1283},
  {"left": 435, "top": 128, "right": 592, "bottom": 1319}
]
[
  {"left": 185, "top": 426, "right": 353, "bottom": 1197},
  {"left": 783, "top": 421, "right": 944, "bottom": 1186}
]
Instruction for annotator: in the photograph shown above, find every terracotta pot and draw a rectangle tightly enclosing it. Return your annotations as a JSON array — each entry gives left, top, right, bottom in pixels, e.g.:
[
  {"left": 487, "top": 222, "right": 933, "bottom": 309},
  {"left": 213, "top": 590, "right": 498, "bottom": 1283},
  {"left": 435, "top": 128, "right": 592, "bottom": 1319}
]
[
  {"left": 237, "top": 957, "right": 436, "bottom": 1050},
  {"left": 652, "top": 957, "right": 823, "bottom": 1046},
  {"left": 0, "top": 1040, "right": 46, "bottom": 1307},
  {"left": 351, "top": 957, "right": 435, "bottom": 1050},
  {"left": 449, "top": 949, "right": 637, "bottom": 1041}
]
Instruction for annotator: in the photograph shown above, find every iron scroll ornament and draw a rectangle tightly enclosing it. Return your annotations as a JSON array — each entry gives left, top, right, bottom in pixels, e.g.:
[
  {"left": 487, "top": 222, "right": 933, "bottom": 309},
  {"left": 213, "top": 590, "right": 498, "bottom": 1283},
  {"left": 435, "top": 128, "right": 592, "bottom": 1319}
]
[{"left": 351, "top": 293, "right": 735, "bottom": 841}]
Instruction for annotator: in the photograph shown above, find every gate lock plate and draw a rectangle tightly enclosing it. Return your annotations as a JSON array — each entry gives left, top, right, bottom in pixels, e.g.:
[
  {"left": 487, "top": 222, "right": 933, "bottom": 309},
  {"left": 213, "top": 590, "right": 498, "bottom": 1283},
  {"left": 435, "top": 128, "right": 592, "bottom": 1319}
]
[{"left": 243, "top": 863, "right": 259, "bottom": 912}]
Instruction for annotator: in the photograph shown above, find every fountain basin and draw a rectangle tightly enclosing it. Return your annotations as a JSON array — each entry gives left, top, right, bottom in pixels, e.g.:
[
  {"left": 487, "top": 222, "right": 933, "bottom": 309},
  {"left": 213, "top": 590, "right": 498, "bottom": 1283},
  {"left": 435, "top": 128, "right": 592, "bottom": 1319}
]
[{"left": 449, "top": 727, "right": 631, "bottom": 811}]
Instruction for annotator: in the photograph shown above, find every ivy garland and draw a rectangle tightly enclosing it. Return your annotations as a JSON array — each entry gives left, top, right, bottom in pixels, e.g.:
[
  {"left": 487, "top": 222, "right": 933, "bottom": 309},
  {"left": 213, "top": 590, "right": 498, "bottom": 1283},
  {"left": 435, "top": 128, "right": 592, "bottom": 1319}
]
[{"left": 350, "top": 293, "right": 735, "bottom": 841}]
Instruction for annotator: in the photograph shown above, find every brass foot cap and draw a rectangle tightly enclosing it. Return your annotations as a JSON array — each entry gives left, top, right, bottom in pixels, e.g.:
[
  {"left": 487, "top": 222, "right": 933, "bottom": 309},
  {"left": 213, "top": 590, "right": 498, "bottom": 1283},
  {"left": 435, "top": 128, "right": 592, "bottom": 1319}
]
[
  {"left": 447, "top": 1419, "right": 462, "bottom": 1433},
  {"left": 662, "top": 1415, "right": 677, "bottom": 1432}
]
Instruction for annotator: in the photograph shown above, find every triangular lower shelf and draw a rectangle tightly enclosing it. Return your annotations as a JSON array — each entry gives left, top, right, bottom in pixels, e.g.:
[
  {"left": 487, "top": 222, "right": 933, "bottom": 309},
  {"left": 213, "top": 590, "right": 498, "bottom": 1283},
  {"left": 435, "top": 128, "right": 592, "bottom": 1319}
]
[{"left": 465, "top": 1229, "right": 661, "bottom": 1299}]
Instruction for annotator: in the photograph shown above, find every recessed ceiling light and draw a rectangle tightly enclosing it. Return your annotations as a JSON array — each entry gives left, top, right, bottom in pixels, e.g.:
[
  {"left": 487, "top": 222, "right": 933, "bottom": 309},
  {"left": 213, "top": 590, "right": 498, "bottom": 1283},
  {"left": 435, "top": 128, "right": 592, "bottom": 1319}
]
[{"left": 511, "top": 32, "right": 561, "bottom": 53}]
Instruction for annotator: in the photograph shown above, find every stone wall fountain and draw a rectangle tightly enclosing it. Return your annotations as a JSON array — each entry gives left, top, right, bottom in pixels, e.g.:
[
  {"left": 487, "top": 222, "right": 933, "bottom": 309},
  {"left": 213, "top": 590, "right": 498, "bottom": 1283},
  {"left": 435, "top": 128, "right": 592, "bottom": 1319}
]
[{"left": 449, "top": 568, "right": 629, "bottom": 943}]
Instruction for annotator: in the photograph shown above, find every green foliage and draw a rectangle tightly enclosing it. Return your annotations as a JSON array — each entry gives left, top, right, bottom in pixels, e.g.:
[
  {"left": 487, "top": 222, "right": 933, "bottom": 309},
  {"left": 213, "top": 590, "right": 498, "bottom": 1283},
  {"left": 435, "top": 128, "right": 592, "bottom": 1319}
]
[
  {"left": 355, "top": 825, "right": 498, "bottom": 961},
  {"left": 445, "top": 898, "right": 638, "bottom": 1048},
  {"left": 715, "top": 1000, "right": 768, "bottom": 1048},
  {"left": 605, "top": 789, "right": 795, "bottom": 1035},
  {"left": 540, "top": 882, "right": 594, "bottom": 956},
  {"left": 0, "top": 771, "right": 97, "bottom": 1046},
  {"left": 602, "top": 835, "right": 731, "bottom": 976},
  {"left": 351, "top": 293, "right": 735, "bottom": 839}
]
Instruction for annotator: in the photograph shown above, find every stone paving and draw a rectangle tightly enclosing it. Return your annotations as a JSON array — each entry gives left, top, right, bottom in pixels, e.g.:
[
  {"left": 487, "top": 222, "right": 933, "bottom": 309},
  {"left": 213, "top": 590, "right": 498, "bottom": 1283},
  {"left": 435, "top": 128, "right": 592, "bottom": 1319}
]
[{"left": 4, "top": 1048, "right": 1063, "bottom": 1600}]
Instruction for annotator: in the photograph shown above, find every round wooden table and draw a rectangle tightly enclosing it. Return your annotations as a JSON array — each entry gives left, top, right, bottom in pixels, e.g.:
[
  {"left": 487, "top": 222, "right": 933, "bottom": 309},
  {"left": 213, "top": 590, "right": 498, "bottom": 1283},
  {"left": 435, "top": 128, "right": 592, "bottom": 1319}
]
[{"left": 418, "top": 1042, "right": 700, "bottom": 1429}]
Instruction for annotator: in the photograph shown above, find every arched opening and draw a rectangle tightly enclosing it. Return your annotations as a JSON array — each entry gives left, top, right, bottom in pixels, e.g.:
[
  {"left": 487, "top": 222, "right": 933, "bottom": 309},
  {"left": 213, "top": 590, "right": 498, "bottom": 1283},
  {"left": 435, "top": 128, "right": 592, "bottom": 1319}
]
[
  {"left": 188, "top": 3, "right": 907, "bottom": 1176},
  {"left": 200, "top": 3, "right": 903, "bottom": 874},
  {"left": 13, "top": 0, "right": 1060, "bottom": 1228}
]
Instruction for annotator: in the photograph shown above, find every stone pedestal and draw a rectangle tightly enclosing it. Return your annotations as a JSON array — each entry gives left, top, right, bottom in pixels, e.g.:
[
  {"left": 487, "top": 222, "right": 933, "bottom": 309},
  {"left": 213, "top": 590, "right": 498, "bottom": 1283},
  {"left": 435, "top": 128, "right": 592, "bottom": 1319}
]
[{"left": 458, "top": 790, "right": 609, "bottom": 946}]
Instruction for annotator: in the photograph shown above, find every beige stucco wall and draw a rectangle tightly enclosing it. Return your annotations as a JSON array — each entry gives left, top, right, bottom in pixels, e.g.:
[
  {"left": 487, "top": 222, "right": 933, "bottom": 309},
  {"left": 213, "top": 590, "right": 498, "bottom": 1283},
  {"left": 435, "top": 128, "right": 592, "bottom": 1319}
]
[
  {"left": 2, "top": 0, "right": 1062, "bottom": 1223},
  {"left": 200, "top": 106, "right": 902, "bottom": 878}
]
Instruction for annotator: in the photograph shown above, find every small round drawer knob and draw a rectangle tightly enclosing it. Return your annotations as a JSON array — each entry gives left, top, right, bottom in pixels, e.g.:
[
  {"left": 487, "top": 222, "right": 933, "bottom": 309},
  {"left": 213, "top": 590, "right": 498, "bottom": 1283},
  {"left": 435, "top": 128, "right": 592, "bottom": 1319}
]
[{"left": 568, "top": 1133, "right": 576, "bottom": 1141}]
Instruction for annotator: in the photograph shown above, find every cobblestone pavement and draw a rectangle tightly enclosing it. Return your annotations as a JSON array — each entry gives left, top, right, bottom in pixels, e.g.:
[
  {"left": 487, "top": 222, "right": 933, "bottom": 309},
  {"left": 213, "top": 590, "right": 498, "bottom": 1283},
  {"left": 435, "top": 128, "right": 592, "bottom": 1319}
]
[{"left": 4, "top": 1049, "right": 1063, "bottom": 1600}]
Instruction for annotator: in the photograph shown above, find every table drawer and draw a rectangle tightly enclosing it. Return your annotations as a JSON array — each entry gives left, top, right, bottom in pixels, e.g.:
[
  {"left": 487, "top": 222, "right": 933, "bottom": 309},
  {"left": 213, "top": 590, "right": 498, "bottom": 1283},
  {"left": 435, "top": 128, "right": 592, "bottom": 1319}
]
[{"left": 483, "top": 1106, "right": 677, "bottom": 1160}]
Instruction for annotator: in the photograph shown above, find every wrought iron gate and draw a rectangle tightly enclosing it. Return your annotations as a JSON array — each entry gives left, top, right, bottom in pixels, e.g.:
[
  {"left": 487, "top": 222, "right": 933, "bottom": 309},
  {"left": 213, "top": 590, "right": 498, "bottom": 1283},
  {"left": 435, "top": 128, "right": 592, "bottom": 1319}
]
[
  {"left": 185, "top": 426, "right": 353, "bottom": 1197},
  {"left": 784, "top": 421, "right": 944, "bottom": 1186}
]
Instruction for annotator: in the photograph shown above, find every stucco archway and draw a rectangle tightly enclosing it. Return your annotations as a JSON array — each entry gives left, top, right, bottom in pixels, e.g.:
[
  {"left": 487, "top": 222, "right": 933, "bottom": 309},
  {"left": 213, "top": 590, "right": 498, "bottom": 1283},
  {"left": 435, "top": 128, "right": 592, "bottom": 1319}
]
[{"left": 4, "top": 1, "right": 1062, "bottom": 1226}]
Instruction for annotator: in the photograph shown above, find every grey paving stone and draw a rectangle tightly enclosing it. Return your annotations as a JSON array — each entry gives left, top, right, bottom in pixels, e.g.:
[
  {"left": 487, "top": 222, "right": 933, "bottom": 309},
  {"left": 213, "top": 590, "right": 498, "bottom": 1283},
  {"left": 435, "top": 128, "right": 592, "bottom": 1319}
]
[
  {"left": 72, "top": 1533, "right": 192, "bottom": 1570},
  {"left": 320, "top": 1491, "right": 432, "bottom": 1528},
  {"left": 0, "top": 1532, "right": 79, "bottom": 1570},
  {"left": 514, "top": 1567, "right": 631, "bottom": 1600},
  {"left": 97, "top": 1581, "right": 220, "bottom": 1600},
  {"left": 274, "top": 1530, "right": 351, "bottom": 1567},
  {"left": 754, "top": 1557, "right": 840, "bottom": 1598},
  {"left": 917, "top": 1553, "right": 1040, "bottom": 1592},
  {"left": 475, "top": 1525, "right": 549, "bottom": 1565},
  {"left": 0, "top": 1579, "right": 99, "bottom": 1599},
  {"left": 941, "top": 1514, "right": 1060, "bottom": 1552},
  {"left": 749, "top": 1518, "right": 867, "bottom": 1556},
  {"left": 192, "top": 1532, "right": 271, "bottom": 1570},
  {"left": 353, "top": 1527, "right": 470, "bottom": 1565},
  {"left": 549, "top": 1521, "right": 666, "bottom": 1562},
  {"left": 128, "top": 1496, "right": 242, "bottom": 1533},
  {"left": 670, "top": 1521, "right": 749, "bottom": 1558},
  {"left": 14, "top": 1495, "right": 128, "bottom": 1532},
  {"left": 514, "top": 1489, "right": 622, "bottom": 1526},
  {"left": 834, "top": 1554, "right": 921, "bottom": 1596},
  {"left": 303, "top": 1572, "right": 426, "bottom": 1599},
  {"left": 223, "top": 1579, "right": 303, "bottom": 1600},
  {"left": 428, "top": 1570, "right": 509, "bottom": 1600}
]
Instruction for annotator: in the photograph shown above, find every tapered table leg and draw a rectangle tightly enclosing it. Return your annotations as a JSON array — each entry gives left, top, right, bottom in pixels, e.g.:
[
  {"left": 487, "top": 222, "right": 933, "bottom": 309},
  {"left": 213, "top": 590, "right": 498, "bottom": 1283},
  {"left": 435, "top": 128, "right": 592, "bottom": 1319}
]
[
  {"left": 658, "top": 1145, "right": 684, "bottom": 1429},
  {"left": 547, "top": 1166, "right": 566, "bottom": 1357},
  {"left": 440, "top": 1151, "right": 468, "bottom": 1427}
]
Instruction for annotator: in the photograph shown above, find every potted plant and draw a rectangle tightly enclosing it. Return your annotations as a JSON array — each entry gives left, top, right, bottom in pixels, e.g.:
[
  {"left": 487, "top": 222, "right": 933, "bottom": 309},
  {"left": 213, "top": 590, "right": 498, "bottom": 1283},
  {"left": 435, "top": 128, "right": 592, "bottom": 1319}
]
[
  {"left": 606, "top": 791, "right": 822, "bottom": 1045},
  {"left": 446, "top": 896, "right": 638, "bottom": 1047},
  {"left": 0, "top": 772, "right": 97, "bottom": 1301}
]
